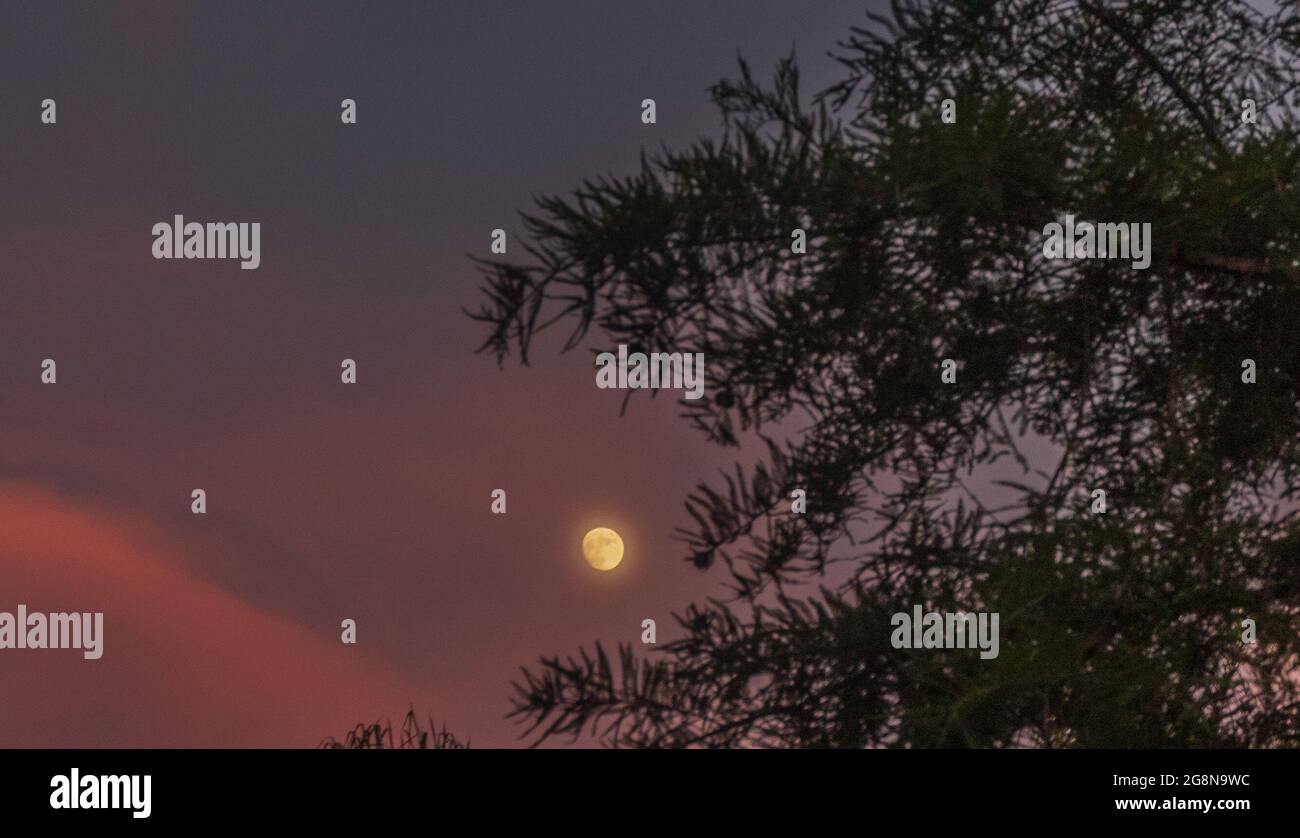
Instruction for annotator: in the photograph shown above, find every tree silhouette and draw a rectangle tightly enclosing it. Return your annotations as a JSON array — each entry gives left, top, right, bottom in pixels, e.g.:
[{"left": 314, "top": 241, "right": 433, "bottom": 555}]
[
  {"left": 473, "top": 0, "right": 1300, "bottom": 747},
  {"left": 320, "top": 708, "right": 469, "bottom": 749}
]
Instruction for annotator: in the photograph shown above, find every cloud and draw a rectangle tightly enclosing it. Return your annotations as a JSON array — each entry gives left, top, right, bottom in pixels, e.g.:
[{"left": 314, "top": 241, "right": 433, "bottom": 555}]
[{"left": 0, "top": 483, "right": 419, "bottom": 747}]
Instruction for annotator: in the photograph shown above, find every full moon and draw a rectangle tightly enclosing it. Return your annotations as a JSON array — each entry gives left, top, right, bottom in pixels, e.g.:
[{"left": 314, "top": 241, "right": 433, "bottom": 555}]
[{"left": 582, "top": 527, "right": 624, "bottom": 571}]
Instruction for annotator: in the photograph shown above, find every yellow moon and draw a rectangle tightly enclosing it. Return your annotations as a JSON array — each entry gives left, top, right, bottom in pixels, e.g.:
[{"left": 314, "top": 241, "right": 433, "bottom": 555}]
[{"left": 582, "top": 527, "right": 624, "bottom": 571}]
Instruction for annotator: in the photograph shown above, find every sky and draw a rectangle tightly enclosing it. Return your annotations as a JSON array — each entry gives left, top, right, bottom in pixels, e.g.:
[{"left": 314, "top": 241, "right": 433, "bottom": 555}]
[{"left": 0, "top": 1, "right": 883, "bottom": 747}]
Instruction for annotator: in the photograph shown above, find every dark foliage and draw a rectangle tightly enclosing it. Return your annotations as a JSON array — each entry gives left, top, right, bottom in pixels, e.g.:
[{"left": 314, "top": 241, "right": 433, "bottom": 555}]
[
  {"left": 473, "top": 0, "right": 1300, "bottom": 747},
  {"left": 320, "top": 709, "right": 469, "bottom": 749}
]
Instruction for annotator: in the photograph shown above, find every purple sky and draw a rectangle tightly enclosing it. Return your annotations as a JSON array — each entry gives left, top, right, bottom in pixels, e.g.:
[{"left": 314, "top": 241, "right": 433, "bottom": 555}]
[{"left": 0, "top": 0, "right": 882, "bottom": 746}]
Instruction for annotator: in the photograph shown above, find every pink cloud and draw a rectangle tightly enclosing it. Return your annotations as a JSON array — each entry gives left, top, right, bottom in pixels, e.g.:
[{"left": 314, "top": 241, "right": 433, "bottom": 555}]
[{"left": 0, "top": 483, "right": 420, "bottom": 747}]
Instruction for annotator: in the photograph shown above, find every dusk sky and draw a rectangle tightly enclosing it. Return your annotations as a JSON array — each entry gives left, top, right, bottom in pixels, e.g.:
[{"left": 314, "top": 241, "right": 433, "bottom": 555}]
[{"left": 0, "top": 1, "right": 882, "bottom": 746}]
